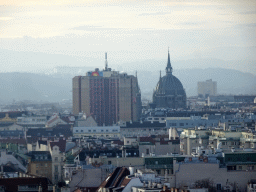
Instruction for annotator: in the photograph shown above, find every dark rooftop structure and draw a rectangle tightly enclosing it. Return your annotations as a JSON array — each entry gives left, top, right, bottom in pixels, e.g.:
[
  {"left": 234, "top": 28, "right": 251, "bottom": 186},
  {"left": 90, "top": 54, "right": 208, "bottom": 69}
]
[
  {"left": 0, "top": 176, "right": 53, "bottom": 192},
  {"left": 0, "top": 138, "right": 26, "bottom": 145},
  {"left": 27, "top": 151, "right": 52, "bottom": 162},
  {"left": 0, "top": 130, "right": 24, "bottom": 138},
  {"left": 0, "top": 111, "right": 27, "bottom": 119},
  {"left": 97, "top": 167, "right": 130, "bottom": 192},
  {"left": 26, "top": 125, "right": 72, "bottom": 143},
  {"left": 49, "top": 137, "right": 66, "bottom": 153}
]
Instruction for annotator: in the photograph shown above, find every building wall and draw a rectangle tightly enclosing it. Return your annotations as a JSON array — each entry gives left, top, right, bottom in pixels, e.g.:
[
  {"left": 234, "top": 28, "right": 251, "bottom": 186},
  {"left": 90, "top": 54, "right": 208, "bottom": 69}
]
[
  {"left": 28, "top": 160, "right": 52, "bottom": 181},
  {"left": 50, "top": 145, "right": 65, "bottom": 184},
  {"left": 73, "top": 76, "right": 82, "bottom": 115},
  {"left": 155, "top": 142, "right": 180, "bottom": 155},
  {"left": 175, "top": 162, "right": 255, "bottom": 192},
  {"left": 35, "top": 143, "right": 48, "bottom": 151},
  {"left": 73, "top": 72, "right": 141, "bottom": 126},
  {"left": 119, "top": 75, "right": 133, "bottom": 122},
  {"left": 89, "top": 157, "right": 144, "bottom": 167},
  {"left": 121, "top": 128, "right": 168, "bottom": 137},
  {"left": 197, "top": 79, "right": 217, "bottom": 97},
  {"left": 80, "top": 76, "right": 90, "bottom": 118},
  {"left": 73, "top": 126, "right": 120, "bottom": 138},
  {"left": 124, "top": 137, "right": 137, "bottom": 146},
  {"left": 139, "top": 144, "right": 155, "bottom": 156}
]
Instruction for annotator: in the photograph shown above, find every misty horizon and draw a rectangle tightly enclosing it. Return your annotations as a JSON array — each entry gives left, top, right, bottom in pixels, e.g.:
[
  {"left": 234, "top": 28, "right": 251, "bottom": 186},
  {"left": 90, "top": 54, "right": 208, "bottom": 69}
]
[{"left": 1, "top": 0, "right": 256, "bottom": 75}]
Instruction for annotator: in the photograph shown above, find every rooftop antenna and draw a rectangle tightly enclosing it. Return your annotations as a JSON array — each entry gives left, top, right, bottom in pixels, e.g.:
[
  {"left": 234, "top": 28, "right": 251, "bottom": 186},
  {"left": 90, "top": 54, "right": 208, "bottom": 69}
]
[{"left": 105, "top": 52, "right": 108, "bottom": 71}]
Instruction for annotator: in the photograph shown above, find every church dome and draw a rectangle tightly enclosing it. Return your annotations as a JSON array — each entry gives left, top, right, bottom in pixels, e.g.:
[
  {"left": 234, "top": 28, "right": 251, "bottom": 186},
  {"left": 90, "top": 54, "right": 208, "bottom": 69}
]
[
  {"left": 156, "top": 74, "right": 186, "bottom": 95},
  {"left": 153, "top": 50, "right": 186, "bottom": 109}
]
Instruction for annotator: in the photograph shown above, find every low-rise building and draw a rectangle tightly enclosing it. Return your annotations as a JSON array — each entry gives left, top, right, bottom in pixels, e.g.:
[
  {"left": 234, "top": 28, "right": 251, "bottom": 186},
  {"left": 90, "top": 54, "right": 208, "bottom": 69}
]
[
  {"left": 49, "top": 137, "right": 66, "bottom": 184},
  {"left": 145, "top": 156, "right": 185, "bottom": 176},
  {"left": 173, "top": 154, "right": 256, "bottom": 192},
  {"left": 27, "top": 151, "right": 52, "bottom": 181},
  {"left": 17, "top": 115, "right": 47, "bottom": 128},
  {"left": 73, "top": 126, "right": 120, "bottom": 138},
  {"left": 180, "top": 128, "right": 209, "bottom": 155},
  {"left": 0, "top": 150, "right": 27, "bottom": 173},
  {"left": 120, "top": 121, "right": 167, "bottom": 137},
  {"left": 0, "top": 139, "right": 27, "bottom": 154},
  {"left": 89, "top": 156, "right": 144, "bottom": 169},
  {"left": 0, "top": 174, "right": 54, "bottom": 192}
]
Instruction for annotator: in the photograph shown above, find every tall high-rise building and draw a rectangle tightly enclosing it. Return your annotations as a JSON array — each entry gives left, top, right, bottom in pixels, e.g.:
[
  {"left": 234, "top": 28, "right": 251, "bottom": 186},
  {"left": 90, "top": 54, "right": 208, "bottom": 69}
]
[
  {"left": 197, "top": 79, "right": 217, "bottom": 98},
  {"left": 73, "top": 53, "right": 141, "bottom": 126}
]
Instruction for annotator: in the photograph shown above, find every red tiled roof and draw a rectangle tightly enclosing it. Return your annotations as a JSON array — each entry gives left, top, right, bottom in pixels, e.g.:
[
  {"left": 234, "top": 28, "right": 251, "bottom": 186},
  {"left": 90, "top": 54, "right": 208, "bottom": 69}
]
[
  {"left": 97, "top": 167, "right": 130, "bottom": 191},
  {"left": 49, "top": 138, "right": 66, "bottom": 152},
  {"left": 112, "top": 141, "right": 124, "bottom": 145},
  {"left": 139, "top": 137, "right": 155, "bottom": 144},
  {"left": 120, "top": 178, "right": 131, "bottom": 187},
  {"left": 46, "top": 115, "right": 59, "bottom": 125}
]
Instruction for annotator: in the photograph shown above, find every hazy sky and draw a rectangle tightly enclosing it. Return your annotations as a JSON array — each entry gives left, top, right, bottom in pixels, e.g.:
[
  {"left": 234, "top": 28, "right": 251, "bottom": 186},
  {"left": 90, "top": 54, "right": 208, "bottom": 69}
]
[{"left": 1, "top": 0, "right": 256, "bottom": 73}]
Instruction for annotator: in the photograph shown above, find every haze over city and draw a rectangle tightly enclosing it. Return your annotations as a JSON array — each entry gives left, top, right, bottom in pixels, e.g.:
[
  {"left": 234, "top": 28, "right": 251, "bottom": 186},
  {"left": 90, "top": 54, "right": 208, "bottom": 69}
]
[
  {"left": 1, "top": 0, "right": 256, "bottom": 74},
  {"left": 1, "top": 1, "right": 256, "bottom": 191}
]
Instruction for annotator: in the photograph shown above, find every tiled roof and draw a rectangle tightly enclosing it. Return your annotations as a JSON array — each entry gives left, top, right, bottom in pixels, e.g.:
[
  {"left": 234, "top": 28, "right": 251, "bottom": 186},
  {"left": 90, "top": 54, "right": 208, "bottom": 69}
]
[
  {"left": 0, "top": 138, "right": 26, "bottom": 145},
  {"left": 49, "top": 138, "right": 66, "bottom": 153},
  {"left": 120, "top": 177, "right": 131, "bottom": 187},
  {"left": 26, "top": 126, "right": 72, "bottom": 139},
  {"left": 111, "top": 140, "right": 124, "bottom": 145},
  {"left": 98, "top": 167, "right": 130, "bottom": 191},
  {"left": 3, "top": 165, "right": 18, "bottom": 172},
  {"left": 139, "top": 137, "right": 155, "bottom": 144}
]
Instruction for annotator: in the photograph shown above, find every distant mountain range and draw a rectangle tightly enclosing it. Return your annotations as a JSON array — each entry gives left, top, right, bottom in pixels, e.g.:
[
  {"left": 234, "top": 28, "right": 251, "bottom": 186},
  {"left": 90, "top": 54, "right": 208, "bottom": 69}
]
[
  {"left": 0, "top": 68, "right": 255, "bottom": 103},
  {"left": 1, "top": 48, "right": 256, "bottom": 75}
]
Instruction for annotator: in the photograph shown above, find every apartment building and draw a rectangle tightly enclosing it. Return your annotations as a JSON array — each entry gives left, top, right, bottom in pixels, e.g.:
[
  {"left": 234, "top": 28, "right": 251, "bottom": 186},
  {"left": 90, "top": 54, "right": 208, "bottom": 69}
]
[
  {"left": 27, "top": 151, "right": 52, "bottom": 181},
  {"left": 49, "top": 138, "right": 66, "bottom": 184}
]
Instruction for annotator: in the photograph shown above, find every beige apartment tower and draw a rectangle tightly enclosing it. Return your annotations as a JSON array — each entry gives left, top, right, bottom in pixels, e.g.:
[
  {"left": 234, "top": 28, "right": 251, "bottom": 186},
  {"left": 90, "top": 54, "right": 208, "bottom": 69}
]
[
  {"left": 197, "top": 79, "right": 217, "bottom": 97},
  {"left": 73, "top": 54, "right": 141, "bottom": 126}
]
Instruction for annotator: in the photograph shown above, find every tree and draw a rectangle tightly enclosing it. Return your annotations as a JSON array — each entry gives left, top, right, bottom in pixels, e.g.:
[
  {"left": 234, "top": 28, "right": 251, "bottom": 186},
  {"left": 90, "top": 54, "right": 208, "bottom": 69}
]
[{"left": 194, "top": 178, "right": 216, "bottom": 192}]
